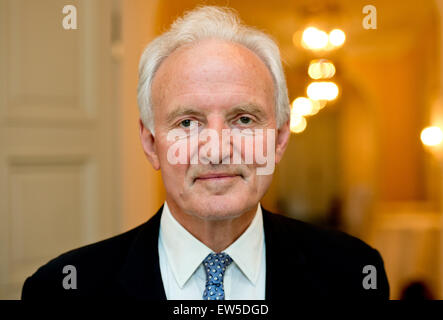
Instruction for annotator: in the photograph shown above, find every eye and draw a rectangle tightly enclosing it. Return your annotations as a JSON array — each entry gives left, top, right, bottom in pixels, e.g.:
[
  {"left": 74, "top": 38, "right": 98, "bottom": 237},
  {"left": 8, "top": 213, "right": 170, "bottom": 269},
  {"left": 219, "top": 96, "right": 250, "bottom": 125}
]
[
  {"left": 180, "top": 119, "right": 191, "bottom": 127},
  {"left": 179, "top": 119, "right": 199, "bottom": 128},
  {"left": 236, "top": 116, "right": 253, "bottom": 125}
]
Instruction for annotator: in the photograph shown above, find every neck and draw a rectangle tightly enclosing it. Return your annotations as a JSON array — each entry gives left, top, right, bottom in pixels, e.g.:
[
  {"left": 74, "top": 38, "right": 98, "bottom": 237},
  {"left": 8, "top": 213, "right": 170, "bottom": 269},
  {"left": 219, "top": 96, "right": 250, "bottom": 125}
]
[{"left": 166, "top": 201, "right": 258, "bottom": 252}]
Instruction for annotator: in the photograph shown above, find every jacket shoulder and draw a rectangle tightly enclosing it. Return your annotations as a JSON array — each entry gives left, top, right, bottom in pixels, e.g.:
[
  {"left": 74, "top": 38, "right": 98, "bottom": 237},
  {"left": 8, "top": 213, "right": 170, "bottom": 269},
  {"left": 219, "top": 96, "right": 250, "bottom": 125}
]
[
  {"left": 22, "top": 222, "right": 146, "bottom": 299},
  {"left": 263, "top": 210, "right": 390, "bottom": 299},
  {"left": 264, "top": 211, "right": 375, "bottom": 254}
]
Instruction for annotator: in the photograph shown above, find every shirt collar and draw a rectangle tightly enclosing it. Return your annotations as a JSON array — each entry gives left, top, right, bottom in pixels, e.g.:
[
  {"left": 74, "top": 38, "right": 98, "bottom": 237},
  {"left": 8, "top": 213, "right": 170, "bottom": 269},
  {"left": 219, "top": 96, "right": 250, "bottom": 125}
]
[
  {"left": 224, "top": 204, "right": 264, "bottom": 285},
  {"left": 159, "top": 202, "right": 211, "bottom": 288},
  {"left": 159, "top": 201, "right": 264, "bottom": 288}
]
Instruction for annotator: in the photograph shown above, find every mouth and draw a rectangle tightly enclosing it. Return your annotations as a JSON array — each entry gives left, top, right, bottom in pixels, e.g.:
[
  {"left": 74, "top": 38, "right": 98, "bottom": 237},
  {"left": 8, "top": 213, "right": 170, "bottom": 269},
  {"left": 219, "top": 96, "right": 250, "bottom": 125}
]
[{"left": 194, "top": 173, "right": 241, "bottom": 182}]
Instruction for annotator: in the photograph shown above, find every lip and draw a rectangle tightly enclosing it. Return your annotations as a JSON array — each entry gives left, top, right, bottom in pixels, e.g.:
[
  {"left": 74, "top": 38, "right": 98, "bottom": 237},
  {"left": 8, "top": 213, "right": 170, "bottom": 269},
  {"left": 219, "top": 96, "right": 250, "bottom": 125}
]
[{"left": 195, "top": 173, "right": 240, "bottom": 180}]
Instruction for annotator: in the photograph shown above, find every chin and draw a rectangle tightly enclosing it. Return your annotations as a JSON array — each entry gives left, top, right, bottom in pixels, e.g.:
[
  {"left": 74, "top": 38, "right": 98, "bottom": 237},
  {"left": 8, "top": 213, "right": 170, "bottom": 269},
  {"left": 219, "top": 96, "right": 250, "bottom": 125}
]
[{"left": 186, "top": 195, "right": 255, "bottom": 221}]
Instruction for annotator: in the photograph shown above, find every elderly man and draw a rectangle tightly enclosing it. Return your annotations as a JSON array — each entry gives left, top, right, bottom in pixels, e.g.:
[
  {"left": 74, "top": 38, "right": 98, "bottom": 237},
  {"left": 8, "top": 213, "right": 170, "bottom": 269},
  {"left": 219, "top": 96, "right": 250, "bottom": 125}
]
[{"left": 22, "top": 6, "right": 389, "bottom": 300}]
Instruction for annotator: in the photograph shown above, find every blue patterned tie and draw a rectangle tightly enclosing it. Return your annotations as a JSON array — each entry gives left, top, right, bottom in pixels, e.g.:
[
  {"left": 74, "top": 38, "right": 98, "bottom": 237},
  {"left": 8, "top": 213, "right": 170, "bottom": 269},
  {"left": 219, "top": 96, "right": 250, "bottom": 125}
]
[{"left": 202, "top": 252, "right": 233, "bottom": 300}]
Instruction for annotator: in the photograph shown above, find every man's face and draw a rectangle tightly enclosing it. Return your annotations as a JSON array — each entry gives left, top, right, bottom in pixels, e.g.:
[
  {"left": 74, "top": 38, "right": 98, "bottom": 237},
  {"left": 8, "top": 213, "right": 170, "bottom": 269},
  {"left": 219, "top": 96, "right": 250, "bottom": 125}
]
[{"left": 140, "top": 39, "right": 289, "bottom": 220}]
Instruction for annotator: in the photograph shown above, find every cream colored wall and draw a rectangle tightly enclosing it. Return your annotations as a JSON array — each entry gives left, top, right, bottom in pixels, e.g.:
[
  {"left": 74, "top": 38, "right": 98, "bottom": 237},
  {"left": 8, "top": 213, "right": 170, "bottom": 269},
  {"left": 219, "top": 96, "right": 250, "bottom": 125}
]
[{"left": 0, "top": 0, "right": 118, "bottom": 299}]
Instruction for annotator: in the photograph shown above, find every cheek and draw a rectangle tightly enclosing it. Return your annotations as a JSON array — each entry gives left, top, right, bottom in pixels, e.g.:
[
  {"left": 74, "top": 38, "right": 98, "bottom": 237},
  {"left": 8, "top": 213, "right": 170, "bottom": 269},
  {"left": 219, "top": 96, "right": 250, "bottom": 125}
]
[
  {"left": 233, "top": 129, "right": 276, "bottom": 166},
  {"left": 160, "top": 163, "right": 188, "bottom": 197},
  {"left": 156, "top": 140, "right": 188, "bottom": 184},
  {"left": 157, "top": 136, "right": 189, "bottom": 166},
  {"left": 254, "top": 173, "right": 273, "bottom": 194}
]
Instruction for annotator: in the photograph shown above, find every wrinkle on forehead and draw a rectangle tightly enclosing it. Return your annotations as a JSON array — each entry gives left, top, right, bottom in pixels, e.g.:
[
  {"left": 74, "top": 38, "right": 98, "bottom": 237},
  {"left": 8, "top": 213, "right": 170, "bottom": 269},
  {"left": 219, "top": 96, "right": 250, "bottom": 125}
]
[{"left": 151, "top": 39, "right": 275, "bottom": 111}]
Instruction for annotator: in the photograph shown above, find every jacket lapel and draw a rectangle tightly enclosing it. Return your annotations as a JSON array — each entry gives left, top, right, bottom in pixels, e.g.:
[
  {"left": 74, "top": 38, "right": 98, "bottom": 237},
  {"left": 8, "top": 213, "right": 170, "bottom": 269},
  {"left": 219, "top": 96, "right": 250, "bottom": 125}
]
[{"left": 118, "top": 205, "right": 167, "bottom": 300}]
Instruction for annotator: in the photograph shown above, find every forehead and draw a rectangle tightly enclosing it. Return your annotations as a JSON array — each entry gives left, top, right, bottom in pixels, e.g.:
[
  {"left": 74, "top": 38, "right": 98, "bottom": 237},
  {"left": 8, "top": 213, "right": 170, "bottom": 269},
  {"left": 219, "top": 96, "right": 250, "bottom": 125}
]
[{"left": 151, "top": 39, "right": 275, "bottom": 113}]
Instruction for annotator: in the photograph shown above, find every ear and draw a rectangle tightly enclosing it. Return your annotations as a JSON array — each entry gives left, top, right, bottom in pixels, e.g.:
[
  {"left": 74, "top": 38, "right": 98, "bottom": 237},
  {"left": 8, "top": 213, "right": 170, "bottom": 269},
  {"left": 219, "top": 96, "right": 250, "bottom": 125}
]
[
  {"left": 275, "top": 119, "right": 291, "bottom": 164},
  {"left": 139, "top": 119, "right": 160, "bottom": 170}
]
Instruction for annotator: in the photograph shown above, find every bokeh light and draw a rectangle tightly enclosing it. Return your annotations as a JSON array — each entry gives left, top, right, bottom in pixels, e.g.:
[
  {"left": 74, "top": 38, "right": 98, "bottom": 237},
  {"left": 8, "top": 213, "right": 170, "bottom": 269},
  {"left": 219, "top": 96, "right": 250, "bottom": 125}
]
[
  {"left": 292, "top": 97, "right": 313, "bottom": 116},
  {"left": 308, "top": 59, "right": 336, "bottom": 79},
  {"left": 292, "top": 97, "right": 322, "bottom": 116},
  {"left": 307, "top": 81, "right": 339, "bottom": 101},
  {"left": 301, "top": 27, "right": 329, "bottom": 50},
  {"left": 329, "top": 29, "right": 346, "bottom": 47},
  {"left": 421, "top": 126, "right": 443, "bottom": 146},
  {"left": 290, "top": 114, "right": 307, "bottom": 133}
]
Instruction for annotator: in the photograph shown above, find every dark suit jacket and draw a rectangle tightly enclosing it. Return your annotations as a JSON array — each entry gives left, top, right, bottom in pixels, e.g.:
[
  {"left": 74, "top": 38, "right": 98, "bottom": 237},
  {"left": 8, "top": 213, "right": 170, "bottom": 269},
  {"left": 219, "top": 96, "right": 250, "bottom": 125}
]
[{"left": 21, "top": 206, "right": 389, "bottom": 300}]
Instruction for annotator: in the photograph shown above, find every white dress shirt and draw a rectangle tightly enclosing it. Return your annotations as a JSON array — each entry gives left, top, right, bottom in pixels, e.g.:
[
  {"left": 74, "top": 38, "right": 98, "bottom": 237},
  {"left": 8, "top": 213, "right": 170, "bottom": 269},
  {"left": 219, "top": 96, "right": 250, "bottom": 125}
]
[{"left": 158, "top": 201, "right": 266, "bottom": 300}]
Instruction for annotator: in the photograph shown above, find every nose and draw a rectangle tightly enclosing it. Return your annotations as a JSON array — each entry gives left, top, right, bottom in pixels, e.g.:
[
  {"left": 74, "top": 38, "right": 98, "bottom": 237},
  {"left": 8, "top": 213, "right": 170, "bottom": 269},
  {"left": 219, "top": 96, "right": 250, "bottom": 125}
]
[{"left": 198, "top": 115, "right": 232, "bottom": 165}]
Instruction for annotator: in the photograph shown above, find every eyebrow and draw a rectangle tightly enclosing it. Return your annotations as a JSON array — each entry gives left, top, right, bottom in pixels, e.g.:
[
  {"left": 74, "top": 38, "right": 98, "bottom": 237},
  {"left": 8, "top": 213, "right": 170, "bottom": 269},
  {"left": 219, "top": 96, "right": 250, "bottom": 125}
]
[
  {"left": 165, "top": 107, "right": 205, "bottom": 124},
  {"left": 226, "top": 103, "right": 267, "bottom": 119},
  {"left": 165, "top": 103, "right": 268, "bottom": 124}
]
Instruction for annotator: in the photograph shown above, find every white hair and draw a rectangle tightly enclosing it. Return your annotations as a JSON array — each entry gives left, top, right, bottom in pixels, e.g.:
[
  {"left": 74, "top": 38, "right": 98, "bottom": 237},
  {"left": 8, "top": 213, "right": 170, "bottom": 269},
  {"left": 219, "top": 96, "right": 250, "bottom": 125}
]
[{"left": 137, "top": 5, "right": 290, "bottom": 133}]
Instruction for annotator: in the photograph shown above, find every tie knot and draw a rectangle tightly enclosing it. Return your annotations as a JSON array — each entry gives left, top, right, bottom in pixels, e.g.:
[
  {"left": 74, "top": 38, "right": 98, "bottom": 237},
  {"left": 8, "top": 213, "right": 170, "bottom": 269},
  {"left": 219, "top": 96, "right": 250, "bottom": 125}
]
[{"left": 203, "top": 252, "right": 233, "bottom": 284}]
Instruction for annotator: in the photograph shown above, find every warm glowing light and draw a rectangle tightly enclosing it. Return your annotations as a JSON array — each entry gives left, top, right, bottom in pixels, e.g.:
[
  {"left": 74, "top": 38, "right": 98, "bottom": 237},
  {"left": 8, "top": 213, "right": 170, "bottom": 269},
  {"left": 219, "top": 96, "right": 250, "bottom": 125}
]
[
  {"left": 290, "top": 114, "right": 307, "bottom": 133},
  {"left": 307, "top": 82, "right": 339, "bottom": 101},
  {"left": 292, "top": 97, "right": 313, "bottom": 116},
  {"left": 308, "top": 59, "right": 336, "bottom": 79},
  {"left": 301, "top": 27, "right": 329, "bottom": 50},
  {"left": 291, "top": 97, "right": 323, "bottom": 117},
  {"left": 421, "top": 126, "right": 443, "bottom": 146},
  {"left": 329, "top": 29, "right": 346, "bottom": 47},
  {"left": 310, "top": 99, "right": 322, "bottom": 115},
  {"left": 317, "top": 100, "right": 328, "bottom": 109}
]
